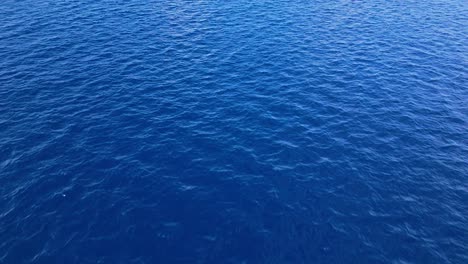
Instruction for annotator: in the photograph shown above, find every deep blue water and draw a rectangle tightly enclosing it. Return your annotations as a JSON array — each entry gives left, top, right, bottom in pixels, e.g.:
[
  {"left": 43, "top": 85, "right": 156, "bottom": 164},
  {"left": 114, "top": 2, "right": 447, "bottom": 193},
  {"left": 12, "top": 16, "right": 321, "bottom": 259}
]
[{"left": 1, "top": 0, "right": 467, "bottom": 263}]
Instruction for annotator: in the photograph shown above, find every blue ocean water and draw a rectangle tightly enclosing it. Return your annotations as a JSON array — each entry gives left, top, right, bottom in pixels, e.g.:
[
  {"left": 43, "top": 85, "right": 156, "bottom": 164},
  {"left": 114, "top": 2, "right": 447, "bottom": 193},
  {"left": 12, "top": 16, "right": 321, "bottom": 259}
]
[{"left": 1, "top": 0, "right": 467, "bottom": 263}]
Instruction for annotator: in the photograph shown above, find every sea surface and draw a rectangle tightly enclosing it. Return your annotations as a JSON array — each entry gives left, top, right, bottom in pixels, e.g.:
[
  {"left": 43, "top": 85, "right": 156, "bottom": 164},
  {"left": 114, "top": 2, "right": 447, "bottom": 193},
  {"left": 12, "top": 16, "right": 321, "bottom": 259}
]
[{"left": 1, "top": 0, "right": 467, "bottom": 263}]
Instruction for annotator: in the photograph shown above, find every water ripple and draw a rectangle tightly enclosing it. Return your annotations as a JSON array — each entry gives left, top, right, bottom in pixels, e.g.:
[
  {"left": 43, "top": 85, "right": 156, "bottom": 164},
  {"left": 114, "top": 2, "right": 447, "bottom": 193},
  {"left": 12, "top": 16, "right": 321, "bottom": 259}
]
[{"left": 1, "top": 0, "right": 467, "bottom": 263}]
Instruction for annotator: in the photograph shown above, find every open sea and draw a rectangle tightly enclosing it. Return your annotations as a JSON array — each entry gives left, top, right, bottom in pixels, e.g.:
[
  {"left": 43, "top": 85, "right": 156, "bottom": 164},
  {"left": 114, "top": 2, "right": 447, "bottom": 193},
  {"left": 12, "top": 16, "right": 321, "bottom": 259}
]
[{"left": 1, "top": 0, "right": 467, "bottom": 263}]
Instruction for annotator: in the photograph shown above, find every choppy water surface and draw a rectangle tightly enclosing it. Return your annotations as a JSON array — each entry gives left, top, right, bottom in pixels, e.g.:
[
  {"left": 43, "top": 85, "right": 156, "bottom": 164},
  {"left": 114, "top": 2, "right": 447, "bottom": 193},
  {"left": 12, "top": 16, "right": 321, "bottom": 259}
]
[{"left": 1, "top": 0, "right": 467, "bottom": 263}]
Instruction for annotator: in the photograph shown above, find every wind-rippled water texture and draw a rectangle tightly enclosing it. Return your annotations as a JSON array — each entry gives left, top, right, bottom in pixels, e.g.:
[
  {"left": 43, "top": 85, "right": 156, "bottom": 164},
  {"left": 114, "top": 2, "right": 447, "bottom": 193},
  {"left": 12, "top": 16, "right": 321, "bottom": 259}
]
[{"left": 1, "top": 0, "right": 467, "bottom": 263}]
